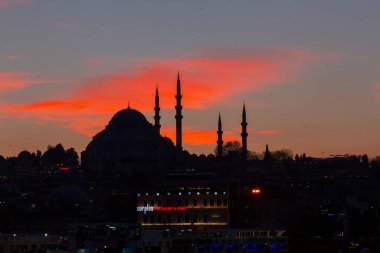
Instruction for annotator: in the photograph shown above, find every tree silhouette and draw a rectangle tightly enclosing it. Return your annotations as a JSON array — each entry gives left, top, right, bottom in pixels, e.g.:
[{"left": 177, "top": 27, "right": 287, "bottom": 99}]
[
  {"left": 214, "top": 140, "right": 257, "bottom": 160},
  {"left": 41, "top": 143, "right": 79, "bottom": 169}
]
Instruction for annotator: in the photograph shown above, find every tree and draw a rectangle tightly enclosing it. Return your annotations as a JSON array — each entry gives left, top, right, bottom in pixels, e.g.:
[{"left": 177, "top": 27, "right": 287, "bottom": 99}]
[
  {"left": 271, "top": 149, "right": 293, "bottom": 161},
  {"left": 214, "top": 141, "right": 241, "bottom": 157},
  {"left": 41, "top": 144, "right": 79, "bottom": 169},
  {"left": 214, "top": 141, "right": 257, "bottom": 160},
  {"left": 65, "top": 148, "right": 79, "bottom": 168},
  {"left": 361, "top": 154, "right": 369, "bottom": 167}
]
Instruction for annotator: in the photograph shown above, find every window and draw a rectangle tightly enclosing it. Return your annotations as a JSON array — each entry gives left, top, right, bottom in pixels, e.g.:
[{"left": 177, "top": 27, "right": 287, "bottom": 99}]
[
  {"left": 185, "top": 199, "right": 189, "bottom": 206},
  {"left": 203, "top": 214, "right": 208, "bottom": 223},
  {"left": 193, "top": 199, "right": 198, "bottom": 206},
  {"left": 203, "top": 199, "right": 207, "bottom": 207},
  {"left": 210, "top": 199, "right": 214, "bottom": 206},
  {"left": 167, "top": 215, "right": 171, "bottom": 223},
  {"left": 177, "top": 215, "right": 181, "bottom": 223},
  {"left": 143, "top": 216, "right": 147, "bottom": 223},
  {"left": 223, "top": 199, "right": 228, "bottom": 207},
  {"left": 166, "top": 200, "right": 171, "bottom": 206},
  {"left": 157, "top": 200, "right": 161, "bottom": 207},
  {"left": 144, "top": 200, "right": 147, "bottom": 206},
  {"left": 150, "top": 216, "right": 154, "bottom": 223},
  {"left": 157, "top": 215, "right": 162, "bottom": 223},
  {"left": 185, "top": 215, "right": 189, "bottom": 223},
  {"left": 150, "top": 200, "right": 154, "bottom": 206},
  {"left": 217, "top": 199, "right": 221, "bottom": 206},
  {"left": 193, "top": 215, "right": 197, "bottom": 223},
  {"left": 177, "top": 199, "right": 181, "bottom": 206}
]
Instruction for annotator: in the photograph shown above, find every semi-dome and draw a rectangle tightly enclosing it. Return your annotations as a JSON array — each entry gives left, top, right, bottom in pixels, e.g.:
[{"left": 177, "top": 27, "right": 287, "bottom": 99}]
[
  {"left": 109, "top": 107, "right": 149, "bottom": 127},
  {"left": 47, "top": 185, "right": 89, "bottom": 207},
  {"left": 18, "top": 150, "right": 33, "bottom": 159}
]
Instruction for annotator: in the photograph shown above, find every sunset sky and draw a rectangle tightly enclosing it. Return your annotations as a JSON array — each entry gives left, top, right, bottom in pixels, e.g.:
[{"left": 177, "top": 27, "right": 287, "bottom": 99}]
[{"left": 0, "top": 0, "right": 380, "bottom": 158}]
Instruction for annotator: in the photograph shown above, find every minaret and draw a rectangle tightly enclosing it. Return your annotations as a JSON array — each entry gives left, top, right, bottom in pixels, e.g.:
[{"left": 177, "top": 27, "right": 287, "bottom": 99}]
[
  {"left": 264, "top": 144, "right": 270, "bottom": 161},
  {"left": 154, "top": 86, "right": 161, "bottom": 135},
  {"left": 217, "top": 113, "right": 223, "bottom": 158},
  {"left": 241, "top": 103, "right": 248, "bottom": 160},
  {"left": 175, "top": 72, "right": 183, "bottom": 150}
]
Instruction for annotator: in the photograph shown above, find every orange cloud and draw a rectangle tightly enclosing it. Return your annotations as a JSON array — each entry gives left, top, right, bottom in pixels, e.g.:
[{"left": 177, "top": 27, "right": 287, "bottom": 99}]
[
  {"left": 161, "top": 126, "right": 238, "bottom": 146},
  {"left": 7, "top": 46, "right": 336, "bottom": 147},
  {"left": 0, "top": 71, "right": 48, "bottom": 95},
  {"left": 255, "top": 129, "right": 279, "bottom": 135}
]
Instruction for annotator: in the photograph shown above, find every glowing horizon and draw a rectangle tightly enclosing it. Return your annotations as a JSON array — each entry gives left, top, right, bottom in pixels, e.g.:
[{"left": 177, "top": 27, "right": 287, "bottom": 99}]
[{"left": 0, "top": 1, "right": 380, "bottom": 158}]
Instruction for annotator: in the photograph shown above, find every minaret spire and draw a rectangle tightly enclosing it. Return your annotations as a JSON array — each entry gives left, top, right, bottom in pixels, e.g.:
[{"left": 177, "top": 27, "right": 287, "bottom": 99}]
[
  {"left": 264, "top": 144, "right": 270, "bottom": 162},
  {"left": 217, "top": 112, "right": 223, "bottom": 158},
  {"left": 154, "top": 86, "right": 161, "bottom": 135},
  {"left": 241, "top": 102, "right": 248, "bottom": 160},
  {"left": 175, "top": 71, "right": 183, "bottom": 150}
]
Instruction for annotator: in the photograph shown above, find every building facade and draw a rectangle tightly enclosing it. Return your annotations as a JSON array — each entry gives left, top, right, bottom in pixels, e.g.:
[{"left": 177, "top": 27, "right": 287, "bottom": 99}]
[{"left": 137, "top": 188, "right": 229, "bottom": 229}]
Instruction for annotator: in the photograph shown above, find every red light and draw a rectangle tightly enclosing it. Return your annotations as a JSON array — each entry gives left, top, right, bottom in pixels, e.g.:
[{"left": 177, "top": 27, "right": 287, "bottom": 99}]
[
  {"left": 59, "top": 167, "right": 70, "bottom": 171},
  {"left": 154, "top": 206, "right": 187, "bottom": 211},
  {"left": 252, "top": 188, "right": 261, "bottom": 194}
]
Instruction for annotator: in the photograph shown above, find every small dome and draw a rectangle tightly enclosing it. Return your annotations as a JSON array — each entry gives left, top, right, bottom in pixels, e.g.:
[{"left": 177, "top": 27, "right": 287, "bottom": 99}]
[
  {"left": 109, "top": 107, "right": 149, "bottom": 127},
  {"left": 47, "top": 185, "right": 89, "bottom": 207},
  {"left": 18, "top": 150, "right": 33, "bottom": 159}
]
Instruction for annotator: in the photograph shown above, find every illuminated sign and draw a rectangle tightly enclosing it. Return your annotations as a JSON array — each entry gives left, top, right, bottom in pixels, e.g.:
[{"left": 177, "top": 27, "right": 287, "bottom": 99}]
[
  {"left": 137, "top": 206, "right": 154, "bottom": 212},
  {"left": 137, "top": 206, "right": 188, "bottom": 212},
  {"left": 154, "top": 206, "right": 187, "bottom": 211}
]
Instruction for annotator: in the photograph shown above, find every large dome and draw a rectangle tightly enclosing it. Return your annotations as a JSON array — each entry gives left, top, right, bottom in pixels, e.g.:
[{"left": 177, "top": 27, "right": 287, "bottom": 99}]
[
  {"left": 109, "top": 107, "right": 148, "bottom": 127},
  {"left": 81, "top": 107, "right": 177, "bottom": 172}
]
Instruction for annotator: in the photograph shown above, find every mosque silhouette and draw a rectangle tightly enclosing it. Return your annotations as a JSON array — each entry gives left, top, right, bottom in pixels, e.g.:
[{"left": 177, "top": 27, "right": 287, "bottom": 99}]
[{"left": 81, "top": 72, "right": 249, "bottom": 172}]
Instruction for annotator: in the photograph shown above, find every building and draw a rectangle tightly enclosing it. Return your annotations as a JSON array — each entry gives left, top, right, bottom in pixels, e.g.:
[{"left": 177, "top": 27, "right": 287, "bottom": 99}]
[
  {"left": 0, "top": 234, "right": 66, "bottom": 253},
  {"left": 81, "top": 72, "right": 250, "bottom": 173},
  {"left": 68, "top": 223, "right": 141, "bottom": 253},
  {"left": 137, "top": 187, "right": 229, "bottom": 229}
]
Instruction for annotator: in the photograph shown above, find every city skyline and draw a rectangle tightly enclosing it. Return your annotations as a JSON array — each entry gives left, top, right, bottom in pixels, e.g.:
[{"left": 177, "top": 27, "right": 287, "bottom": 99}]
[{"left": 1, "top": 1, "right": 380, "bottom": 157}]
